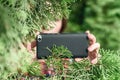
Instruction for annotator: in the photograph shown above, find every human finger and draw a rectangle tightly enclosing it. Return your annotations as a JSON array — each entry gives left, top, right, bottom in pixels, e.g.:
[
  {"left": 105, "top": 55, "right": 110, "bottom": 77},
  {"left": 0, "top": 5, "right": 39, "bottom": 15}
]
[
  {"left": 88, "top": 43, "right": 100, "bottom": 52},
  {"left": 87, "top": 33, "right": 96, "bottom": 45},
  {"left": 74, "top": 58, "right": 83, "bottom": 62}
]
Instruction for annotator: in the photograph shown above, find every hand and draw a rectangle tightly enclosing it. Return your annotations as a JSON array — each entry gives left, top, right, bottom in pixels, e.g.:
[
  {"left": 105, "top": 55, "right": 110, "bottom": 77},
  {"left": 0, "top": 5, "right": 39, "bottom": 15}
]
[
  {"left": 75, "top": 31, "right": 100, "bottom": 64},
  {"left": 23, "top": 31, "right": 39, "bottom": 54}
]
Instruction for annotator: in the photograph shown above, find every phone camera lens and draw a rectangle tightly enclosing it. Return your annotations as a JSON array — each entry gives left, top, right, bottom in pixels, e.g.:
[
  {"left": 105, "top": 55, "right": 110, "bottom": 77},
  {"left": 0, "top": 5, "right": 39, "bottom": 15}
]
[{"left": 38, "top": 35, "right": 42, "bottom": 42}]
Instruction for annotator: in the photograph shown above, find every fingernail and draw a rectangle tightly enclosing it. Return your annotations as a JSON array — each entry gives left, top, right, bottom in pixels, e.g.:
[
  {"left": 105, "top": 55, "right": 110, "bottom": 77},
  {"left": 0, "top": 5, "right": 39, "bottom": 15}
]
[{"left": 86, "top": 30, "right": 90, "bottom": 34}]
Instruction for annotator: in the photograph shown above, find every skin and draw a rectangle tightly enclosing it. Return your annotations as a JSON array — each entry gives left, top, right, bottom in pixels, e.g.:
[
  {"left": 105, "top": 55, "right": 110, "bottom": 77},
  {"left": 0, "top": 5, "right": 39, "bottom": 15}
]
[{"left": 25, "top": 19, "right": 100, "bottom": 74}]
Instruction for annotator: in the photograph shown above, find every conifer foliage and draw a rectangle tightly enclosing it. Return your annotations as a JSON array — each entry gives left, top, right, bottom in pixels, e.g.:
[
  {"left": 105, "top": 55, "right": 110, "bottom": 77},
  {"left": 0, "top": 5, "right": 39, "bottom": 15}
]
[
  {"left": 0, "top": 0, "right": 120, "bottom": 80},
  {"left": 0, "top": 0, "right": 75, "bottom": 79}
]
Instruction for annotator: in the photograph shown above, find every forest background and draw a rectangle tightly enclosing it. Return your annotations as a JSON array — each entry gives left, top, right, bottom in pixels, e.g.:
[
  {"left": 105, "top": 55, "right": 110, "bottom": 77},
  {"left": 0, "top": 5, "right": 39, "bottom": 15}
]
[{"left": 0, "top": 0, "right": 120, "bottom": 79}]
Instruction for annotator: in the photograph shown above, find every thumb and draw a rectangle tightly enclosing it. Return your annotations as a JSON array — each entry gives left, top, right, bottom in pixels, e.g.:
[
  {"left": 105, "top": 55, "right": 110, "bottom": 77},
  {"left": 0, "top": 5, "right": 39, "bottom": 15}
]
[{"left": 74, "top": 58, "right": 83, "bottom": 62}]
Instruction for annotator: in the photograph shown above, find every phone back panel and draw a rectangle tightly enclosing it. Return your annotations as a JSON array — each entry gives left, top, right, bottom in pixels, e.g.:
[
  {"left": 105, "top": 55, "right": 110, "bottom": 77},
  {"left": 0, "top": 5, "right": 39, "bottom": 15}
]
[{"left": 36, "top": 33, "right": 88, "bottom": 59}]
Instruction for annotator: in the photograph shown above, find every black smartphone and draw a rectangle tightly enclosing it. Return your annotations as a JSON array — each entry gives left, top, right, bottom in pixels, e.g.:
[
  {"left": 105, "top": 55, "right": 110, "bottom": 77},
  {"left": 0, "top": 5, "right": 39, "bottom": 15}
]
[{"left": 36, "top": 33, "right": 89, "bottom": 59}]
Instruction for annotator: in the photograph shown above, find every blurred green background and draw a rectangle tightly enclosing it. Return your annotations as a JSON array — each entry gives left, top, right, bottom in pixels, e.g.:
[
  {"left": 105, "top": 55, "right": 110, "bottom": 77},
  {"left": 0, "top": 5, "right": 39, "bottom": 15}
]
[
  {"left": 65, "top": 0, "right": 120, "bottom": 50},
  {"left": 0, "top": 0, "right": 120, "bottom": 79}
]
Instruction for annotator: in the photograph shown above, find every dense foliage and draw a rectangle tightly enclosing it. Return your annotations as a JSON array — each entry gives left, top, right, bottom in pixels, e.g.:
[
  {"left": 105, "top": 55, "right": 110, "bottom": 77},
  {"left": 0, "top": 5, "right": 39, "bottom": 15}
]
[
  {"left": 0, "top": 0, "right": 120, "bottom": 80},
  {"left": 0, "top": 0, "right": 75, "bottom": 79},
  {"left": 7, "top": 49, "right": 120, "bottom": 80}
]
